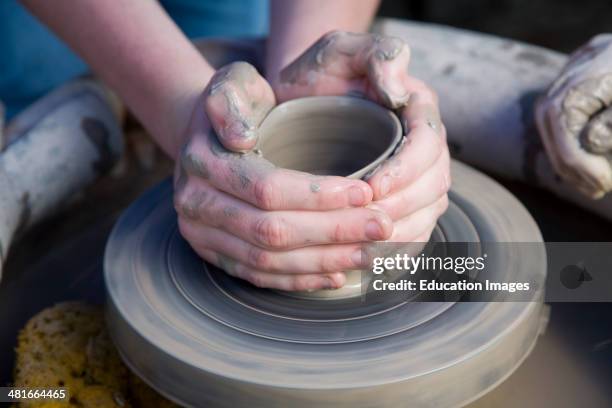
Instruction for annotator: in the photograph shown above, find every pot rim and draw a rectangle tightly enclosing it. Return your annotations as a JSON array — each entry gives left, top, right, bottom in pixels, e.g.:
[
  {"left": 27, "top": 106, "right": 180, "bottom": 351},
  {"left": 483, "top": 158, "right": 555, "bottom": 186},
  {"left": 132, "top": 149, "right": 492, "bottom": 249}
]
[{"left": 257, "top": 95, "right": 403, "bottom": 179}]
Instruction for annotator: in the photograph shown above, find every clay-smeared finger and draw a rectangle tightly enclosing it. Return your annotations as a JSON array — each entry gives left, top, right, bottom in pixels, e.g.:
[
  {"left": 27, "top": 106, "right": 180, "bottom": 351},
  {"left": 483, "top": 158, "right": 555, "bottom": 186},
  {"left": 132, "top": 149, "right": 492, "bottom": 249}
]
[
  {"left": 204, "top": 62, "right": 275, "bottom": 152},
  {"left": 177, "top": 220, "right": 367, "bottom": 274},
  {"left": 174, "top": 178, "right": 392, "bottom": 249},
  {"left": 277, "top": 31, "right": 412, "bottom": 108},
  {"left": 582, "top": 106, "right": 612, "bottom": 154},
  {"left": 368, "top": 123, "right": 445, "bottom": 201},
  {"left": 370, "top": 148, "right": 450, "bottom": 220},
  {"left": 562, "top": 76, "right": 612, "bottom": 157},
  {"left": 536, "top": 77, "right": 612, "bottom": 198},
  {"left": 400, "top": 79, "right": 443, "bottom": 135},
  {"left": 179, "top": 130, "right": 373, "bottom": 211},
  {"left": 368, "top": 84, "right": 446, "bottom": 200},
  {"left": 196, "top": 248, "right": 346, "bottom": 291}
]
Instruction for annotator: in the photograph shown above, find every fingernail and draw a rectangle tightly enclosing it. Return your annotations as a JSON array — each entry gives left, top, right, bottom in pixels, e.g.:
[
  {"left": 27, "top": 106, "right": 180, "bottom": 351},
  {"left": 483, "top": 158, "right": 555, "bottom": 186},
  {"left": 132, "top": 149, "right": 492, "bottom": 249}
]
[
  {"left": 366, "top": 219, "right": 384, "bottom": 240},
  {"left": 321, "top": 276, "right": 337, "bottom": 289},
  {"left": 351, "top": 249, "right": 363, "bottom": 267},
  {"left": 379, "top": 175, "right": 392, "bottom": 198},
  {"left": 349, "top": 186, "right": 366, "bottom": 206},
  {"left": 376, "top": 37, "right": 404, "bottom": 61}
]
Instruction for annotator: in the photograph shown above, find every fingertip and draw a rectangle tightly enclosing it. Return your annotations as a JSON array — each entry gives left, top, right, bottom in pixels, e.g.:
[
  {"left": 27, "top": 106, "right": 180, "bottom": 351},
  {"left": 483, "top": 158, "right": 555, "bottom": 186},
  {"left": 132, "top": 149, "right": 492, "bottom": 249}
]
[
  {"left": 369, "top": 172, "right": 393, "bottom": 201},
  {"left": 326, "top": 272, "right": 347, "bottom": 289},
  {"left": 375, "top": 210, "right": 395, "bottom": 240},
  {"left": 371, "top": 48, "right": 412, "bottom": 109},
  {"left": 362, "top": 206, "right": 393, "bottom": 241},
  {"left": 348, "top": 180, "right": 373, "bottom": 207},
  {"left": 219, "top": 132, "right": 258, "bottom": 153},
  {"left": 215, "top": 119, "right": 259, "bottom": 153}
]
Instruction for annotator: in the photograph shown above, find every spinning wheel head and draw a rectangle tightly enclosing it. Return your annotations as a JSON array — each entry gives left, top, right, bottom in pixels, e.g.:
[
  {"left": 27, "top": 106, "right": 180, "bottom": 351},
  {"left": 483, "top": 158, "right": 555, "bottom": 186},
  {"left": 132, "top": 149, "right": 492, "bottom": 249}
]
[{"left": 104, "top": 161, "right": 546, "bottom": 407}]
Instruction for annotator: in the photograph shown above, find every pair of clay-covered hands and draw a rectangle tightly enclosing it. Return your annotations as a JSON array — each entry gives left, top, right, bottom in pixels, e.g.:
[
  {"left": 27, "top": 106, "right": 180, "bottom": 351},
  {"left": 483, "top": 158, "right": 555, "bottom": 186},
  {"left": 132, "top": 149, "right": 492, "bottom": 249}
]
[{"left": 173, "top": 32, "right": 450, "bottom": 291}]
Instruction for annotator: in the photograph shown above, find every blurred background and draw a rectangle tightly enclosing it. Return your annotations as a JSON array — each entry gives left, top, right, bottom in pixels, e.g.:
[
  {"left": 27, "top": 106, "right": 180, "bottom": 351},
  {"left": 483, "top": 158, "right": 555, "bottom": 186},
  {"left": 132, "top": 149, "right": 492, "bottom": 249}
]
[{"left": 378, "top": 0, "right": 611, "bottom": 52}]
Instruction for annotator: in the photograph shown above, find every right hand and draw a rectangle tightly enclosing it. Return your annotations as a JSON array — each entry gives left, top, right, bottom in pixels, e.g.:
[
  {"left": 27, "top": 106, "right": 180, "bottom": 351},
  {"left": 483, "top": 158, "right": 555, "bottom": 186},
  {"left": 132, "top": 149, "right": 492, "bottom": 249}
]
[
  {"left": 174, "top": 62, "right": 393, "bottom": 291},
  {"left": 535, "top": 34, "right": 612, "bottom": 198}
]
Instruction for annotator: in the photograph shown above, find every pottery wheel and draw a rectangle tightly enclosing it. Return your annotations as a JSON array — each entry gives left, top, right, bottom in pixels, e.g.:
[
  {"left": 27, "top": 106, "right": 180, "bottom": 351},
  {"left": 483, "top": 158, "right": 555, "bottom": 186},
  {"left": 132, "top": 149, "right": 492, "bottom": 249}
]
[{"left": 105, "top": 160, "right": 547, "bottom": 408}]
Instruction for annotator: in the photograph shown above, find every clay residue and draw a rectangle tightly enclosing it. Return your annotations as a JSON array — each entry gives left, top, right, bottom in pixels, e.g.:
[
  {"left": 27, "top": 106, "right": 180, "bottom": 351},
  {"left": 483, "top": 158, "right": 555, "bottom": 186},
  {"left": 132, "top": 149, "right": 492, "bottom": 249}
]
[
  {"left": 205, "top": 62, "right": 274, "bottom": 151},
  {"left": 180, "top": 190, "right": 210, "bottom": 220},
  {"left": 228, "top": 160, "right": 252, "bottom": 189},
  {"left": 217, "top": 253, "right": 238, "bottom": 274},
  {"left": 282, "top": 32, "right": 402, "bottom": 83},
  {"left": 223, "top": 206, "right": 239, "bottom": 217},
  {"left": 581, "top": 106, "right": 612, "bottom": 154},
  {"left": 206, "top": 130, "right": 275, "bottom": 190},
  {"left": 442, "top": 64, "right": 456, "bottom": 76},
  {"left": 182, "top": 147, "right": 210, "bottom": 179},
  {"left": 82, "top": 117, "right": 117, "bottom": 174},
  {"left": 563, "top": 75, "right": 612, "bottom": 131},
  {"left": 279, "top": 31, "right": 410, "bottom": 109},
  {"left": 516, "top": 50, "right": 554, "bottom": 67}
]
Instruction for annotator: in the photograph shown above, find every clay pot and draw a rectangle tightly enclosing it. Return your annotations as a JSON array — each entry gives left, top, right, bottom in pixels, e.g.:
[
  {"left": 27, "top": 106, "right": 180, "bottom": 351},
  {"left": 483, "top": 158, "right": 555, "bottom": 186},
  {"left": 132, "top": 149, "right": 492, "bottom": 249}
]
[
  {"left": 257, "top": 96, "right": 402, "bottom": 299},
  {"left": 257, "top": 96, "right": 402, "bottom": 179}
]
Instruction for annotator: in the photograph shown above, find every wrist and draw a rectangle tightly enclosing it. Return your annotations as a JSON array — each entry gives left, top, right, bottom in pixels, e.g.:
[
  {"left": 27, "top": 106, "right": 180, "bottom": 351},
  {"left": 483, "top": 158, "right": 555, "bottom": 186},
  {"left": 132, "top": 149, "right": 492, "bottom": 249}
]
[
  {"left": 164, "top": 74, "right": 210, "bottom": 160},
  {"left": 146, "top": 62, "right": 214, "bottom": 161}
]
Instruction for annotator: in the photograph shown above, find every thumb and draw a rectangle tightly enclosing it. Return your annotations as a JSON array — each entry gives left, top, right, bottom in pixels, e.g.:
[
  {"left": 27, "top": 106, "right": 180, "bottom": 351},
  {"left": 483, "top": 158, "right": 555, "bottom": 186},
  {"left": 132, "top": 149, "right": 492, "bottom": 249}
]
[{"left": 204, "top": 62, "right": 276, "bottom": 152}]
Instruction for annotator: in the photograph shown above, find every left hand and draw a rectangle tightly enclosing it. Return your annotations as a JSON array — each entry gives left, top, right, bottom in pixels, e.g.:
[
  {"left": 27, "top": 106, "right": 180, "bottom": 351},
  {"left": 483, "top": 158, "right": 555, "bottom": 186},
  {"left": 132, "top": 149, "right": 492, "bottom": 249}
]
[{"left": 271, "top": 31, "right": 451, "bottom": 242}]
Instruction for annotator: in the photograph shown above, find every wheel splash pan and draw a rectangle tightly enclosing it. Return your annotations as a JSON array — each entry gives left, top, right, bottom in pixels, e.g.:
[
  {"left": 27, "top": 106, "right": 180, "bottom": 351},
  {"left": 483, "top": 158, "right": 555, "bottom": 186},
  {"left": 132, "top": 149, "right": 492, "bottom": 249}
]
[{"left": 104, "top": 160, "right": 546, "bottom": 408}]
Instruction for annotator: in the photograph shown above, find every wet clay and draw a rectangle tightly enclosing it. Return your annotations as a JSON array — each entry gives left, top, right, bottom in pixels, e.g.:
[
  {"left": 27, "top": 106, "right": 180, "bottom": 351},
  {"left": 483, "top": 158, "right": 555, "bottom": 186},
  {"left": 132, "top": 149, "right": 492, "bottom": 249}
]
[
  {"left": 257, "top": 96, "right": 402, "bottom": 178},
  {"left": 255, "top": 96, "right": 402, "bottom": 299},
  {"left": 582, "top": 106, "right": 612, "bottom": 153},
  {"left": 536, "top": 34, "right": 612, "bottom": 198},
  {"left": 279, "top": 31, "right": 411, "bottom": 109},
  {"left": 205, "top": 62, "right": 275, "bottom": 151}
]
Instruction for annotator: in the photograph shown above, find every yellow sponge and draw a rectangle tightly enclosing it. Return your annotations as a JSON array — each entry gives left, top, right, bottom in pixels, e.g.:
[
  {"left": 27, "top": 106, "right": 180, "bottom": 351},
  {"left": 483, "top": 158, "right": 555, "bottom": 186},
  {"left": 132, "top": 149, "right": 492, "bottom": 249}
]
[{"left": 13, "top": 302, "right": 176, "bottom": 408}]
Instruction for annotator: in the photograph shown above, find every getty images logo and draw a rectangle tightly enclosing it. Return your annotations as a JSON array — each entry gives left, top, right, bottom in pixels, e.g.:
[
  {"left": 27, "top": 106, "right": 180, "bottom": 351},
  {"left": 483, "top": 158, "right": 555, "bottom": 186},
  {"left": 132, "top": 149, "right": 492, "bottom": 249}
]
[{"left": 559, "top": 262, "right": 592, "bottom": 290}]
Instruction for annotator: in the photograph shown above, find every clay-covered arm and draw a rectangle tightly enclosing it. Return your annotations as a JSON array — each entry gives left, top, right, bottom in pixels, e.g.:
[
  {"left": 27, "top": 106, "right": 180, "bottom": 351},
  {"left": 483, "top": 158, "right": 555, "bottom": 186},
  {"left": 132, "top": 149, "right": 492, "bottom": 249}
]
[
  {"left": 265, "top": 0, "right": 380, "bottom": 85},
  {"left": 21, "top": 0, "right": 215, "bottom": 159}
]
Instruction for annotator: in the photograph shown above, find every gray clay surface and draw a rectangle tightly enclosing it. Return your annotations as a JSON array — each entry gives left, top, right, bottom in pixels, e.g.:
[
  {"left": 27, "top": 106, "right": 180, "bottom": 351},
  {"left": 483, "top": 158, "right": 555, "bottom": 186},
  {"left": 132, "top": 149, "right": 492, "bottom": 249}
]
[
  {"left": 257, "top": 96, "right": 401, "bottom": 179},
  {"left": 104, "top": 161, "right": 546, "bottom": 408}
]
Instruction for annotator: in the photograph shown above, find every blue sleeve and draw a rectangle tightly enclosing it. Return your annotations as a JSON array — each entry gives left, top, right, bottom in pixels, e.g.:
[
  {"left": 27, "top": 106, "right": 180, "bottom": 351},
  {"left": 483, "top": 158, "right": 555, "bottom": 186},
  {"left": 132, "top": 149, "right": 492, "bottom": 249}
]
[{"left": 0, "top": 0, "right": 269, "bottom": 120}]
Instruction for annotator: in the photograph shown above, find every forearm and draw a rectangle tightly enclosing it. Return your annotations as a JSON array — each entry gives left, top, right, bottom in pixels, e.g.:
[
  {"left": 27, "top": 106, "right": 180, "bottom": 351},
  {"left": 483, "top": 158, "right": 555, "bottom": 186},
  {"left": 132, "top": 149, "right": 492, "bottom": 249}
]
[
  {"left": 266, "top": 0, "right": 380, "bottom": 84},
  {"left": 22, "top": 0, "right": 215, "bottom": 159}
]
